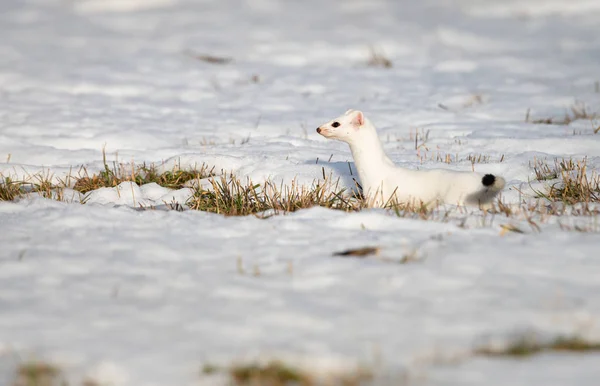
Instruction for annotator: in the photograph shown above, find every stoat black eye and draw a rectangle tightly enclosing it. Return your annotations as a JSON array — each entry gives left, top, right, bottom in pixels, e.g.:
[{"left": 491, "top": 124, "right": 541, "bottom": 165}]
[{"left": 332, "top": 122, "right": 340, "bottom": 128}]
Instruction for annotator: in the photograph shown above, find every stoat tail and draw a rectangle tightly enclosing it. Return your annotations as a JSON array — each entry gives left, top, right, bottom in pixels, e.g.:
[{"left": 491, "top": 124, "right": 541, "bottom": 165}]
[
  {"left": 481, "top": 174, "right": 505, "bottom": 192},
  {"left": 463, "top": 173, "right": 505, "bottom": 207}
]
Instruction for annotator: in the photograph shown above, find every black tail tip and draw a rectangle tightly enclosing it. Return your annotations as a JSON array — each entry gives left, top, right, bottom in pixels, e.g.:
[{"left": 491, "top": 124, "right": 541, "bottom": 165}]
[{"left": 482, "top": 174, "right": 496, "bottom": 187}]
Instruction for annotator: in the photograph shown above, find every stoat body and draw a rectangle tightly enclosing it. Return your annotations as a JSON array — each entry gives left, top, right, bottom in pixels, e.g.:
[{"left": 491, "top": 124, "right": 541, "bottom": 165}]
[{"left": 317, "top": 110, "right": 505, "bottom": 207}]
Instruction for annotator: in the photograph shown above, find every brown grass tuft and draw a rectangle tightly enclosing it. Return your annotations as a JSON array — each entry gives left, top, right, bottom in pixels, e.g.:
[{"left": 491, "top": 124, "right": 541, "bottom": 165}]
[
  {"left": 0, "top": 176, "right": 22, "bottom": 201},
  {"left": 186, "top": 174, "right": 362, "bottom": 216},
  {"left": 73, "top": 150, "right": 214, "bottom": 194},
  {"left": 475, "top": 333, "right": 600, "bottom": 358},
  {"left": 13, "top": 361, "right": 64, "bottom": 386},
  {"left": 0, "top": 173, "right": 68, "bottom": 202},
  {"left": 527, "top": 102, "right": 597, "bottom": 125},
  {"left": 226, "top": 361, "right": 373, "bottom": 386},
  {"left": 366, "top": 47, "right": 392, "bottom": 68},
  {"left": 531, "top": 158, "right": 599, "bottom": 204},
  {"left": 1, "top": 151, "right": 213, "bottom": 203}
]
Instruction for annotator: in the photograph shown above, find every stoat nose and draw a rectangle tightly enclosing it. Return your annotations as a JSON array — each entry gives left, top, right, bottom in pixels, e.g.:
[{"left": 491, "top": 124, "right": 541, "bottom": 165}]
[{"left": 316, "top": 127, "right": 321, "bottom": 133}]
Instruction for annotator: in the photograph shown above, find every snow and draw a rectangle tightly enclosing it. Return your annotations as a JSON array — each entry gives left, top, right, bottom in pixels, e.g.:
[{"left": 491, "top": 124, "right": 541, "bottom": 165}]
[{"left": 1, "top": 0, "right": 600, "bottom": 385}]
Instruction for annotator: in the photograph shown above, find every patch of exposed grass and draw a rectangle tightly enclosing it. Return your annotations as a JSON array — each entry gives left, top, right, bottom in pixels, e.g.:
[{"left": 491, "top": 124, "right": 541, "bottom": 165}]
[
  {"left": 230, "top": 362, "right": 304, "bottom": 386},
  {"left": 13, "top": 361, "right": 64, "bottom": 386},
  {"left": 1, "top": 166, "right": 213, "bottom": 206},
  {"left": 186, "top": 174, "right": 363, "bottom": 216},
  {"left": 531, "top": 158, "right": 599, "bottom": 204},
  {"left": 1, "top": 147, "right": 215, "bottom": 202},
  {"left": 3, "top": 148, "right": 598, "bottom": 229},
  {"left": 139, "top": 165, "right": 214, "bottom": 188},
  {"left": 11, "top": 361, "right": 102, "bottom": 386},
  {"left": 73, "top": 164, "right": 213, "bottom": 193},
  {"left": 73, "top": 150, "right": 215, "bottom": 194},
  {"left": 224, "top": 361, "right": 373, "bottom": 386},
  {"left": 526, "top": 102, "right": 598, "bottom": 125},
  {"left": 0, "top": 176, "right": 22, "bottom": 201},
  {"left": 425, "top": 332, "right": 600, "bottom": 373},
  {"left": 531, "top": 158, "right": 579, "bottom": 181},
  {"left": 0, "top": 173, "right": 68, "bottom": 202},
  {"left": 1, "top": 162, "right": 213, "bottom": 203},
  {"left": 475, "top": 333, "right": 600, "bottom": 358}
]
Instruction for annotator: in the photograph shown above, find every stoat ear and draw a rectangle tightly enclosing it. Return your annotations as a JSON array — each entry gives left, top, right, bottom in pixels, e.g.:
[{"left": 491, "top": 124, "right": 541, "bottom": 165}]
[{"left": 350, "top": 110, "right": 364, "bottom": 127}]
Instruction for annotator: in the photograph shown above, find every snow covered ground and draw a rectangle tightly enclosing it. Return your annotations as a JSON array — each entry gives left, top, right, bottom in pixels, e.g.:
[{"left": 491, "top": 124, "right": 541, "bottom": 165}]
[{"left": 1, "top": 0, "right": 600, "bottom": 385}]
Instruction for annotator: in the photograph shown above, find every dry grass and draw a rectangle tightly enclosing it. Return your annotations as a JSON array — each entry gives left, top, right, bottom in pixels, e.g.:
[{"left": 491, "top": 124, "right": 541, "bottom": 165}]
[
  {"left": 531, "top": 158, "right": 599, "bottom": 204},
  {"left": 531, "top": 158, "right": 564, "bottom": 181},
  {"left": 0, "top": 174, "right": 68, "bottom": 202},
  {"left": 204, "top": 332, "right": 600, "bottom": 386},
  {"left": 3, "top": 150, "right": 599, "bottom": 229},
  {"left": 229, "top": 362, "right": 305, "bottom": 386},
  {"left": 12, "top": 362, "right": 64, "bottom": 386},
  {"left": 470, "top": 161, "right": 600, "bottom": 231},
  {"left": 1, "top": 149, "right": 214, "bottom": 202},
  {"left": 215, "top": 361, "right": 374, "bottom": 386},
  {"left": 415, "top": 151, "right": 505, "bottom": 166},
  {"left": 0, "top": 176, "right": 22, "bottom": 201},
  {"left": 73, "top": 164, "right": 213, "bottom": 193},
  {"left": 422, "top": 332, "right": 600, "bottom": 375},
  {"left": 366, "top": 47, "right": 392, "bottom": 68},
  {"left": 387, "top": 198, "right": 435, "bottom": 220},
  {"left": 526, "top": 102, "right": 597, "bottom": 125},
  {"left": 11, "top": 361, "right": 101, "bottom": 386},
  {"left": 484, "top": 199, "right": 600, "bottom": 233},
  {"left": 186, "top": 174, "right": 362, "bottom": 216},
  {"left": 73, "top": 151, "right": 215, "bottom": 194},
  {"left": 12, "top": 359, "right": 376, "bottom": 386},
  {"left": 475, "top": 333, "right": 600, "bottom": 358}
]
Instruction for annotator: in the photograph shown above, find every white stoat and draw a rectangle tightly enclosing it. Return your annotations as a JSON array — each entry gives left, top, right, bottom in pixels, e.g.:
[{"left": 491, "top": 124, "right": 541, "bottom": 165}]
[{"left": 316, "top": 109, "right": 505, "bottom": 208}]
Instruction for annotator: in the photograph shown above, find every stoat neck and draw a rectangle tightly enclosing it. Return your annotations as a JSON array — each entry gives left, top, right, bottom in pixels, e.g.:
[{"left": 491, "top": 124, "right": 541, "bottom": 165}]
[{"left": 347, "top": 121, "right": 389, "bottom": 189}]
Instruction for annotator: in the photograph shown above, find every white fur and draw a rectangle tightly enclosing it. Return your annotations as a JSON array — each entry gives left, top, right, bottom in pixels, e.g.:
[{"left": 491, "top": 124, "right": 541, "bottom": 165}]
[{"left": 317, "top": 110, "right": 505, "bottom": 207}]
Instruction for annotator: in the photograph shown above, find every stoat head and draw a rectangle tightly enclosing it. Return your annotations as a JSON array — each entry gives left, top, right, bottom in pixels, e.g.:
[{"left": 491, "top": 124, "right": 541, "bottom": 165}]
[{"left": 316, "top": 109, "right": 371, "bottom": 143}]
